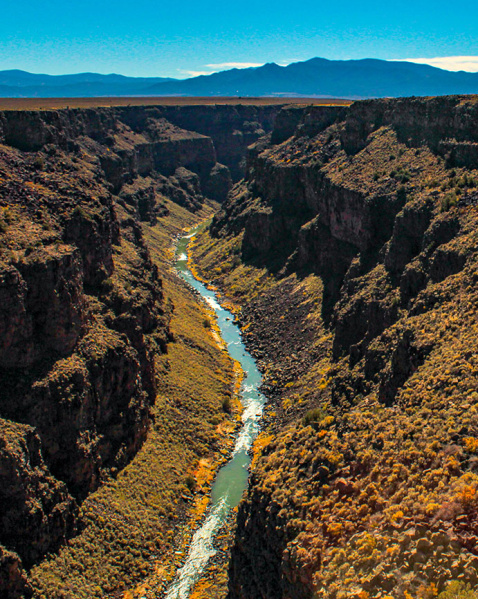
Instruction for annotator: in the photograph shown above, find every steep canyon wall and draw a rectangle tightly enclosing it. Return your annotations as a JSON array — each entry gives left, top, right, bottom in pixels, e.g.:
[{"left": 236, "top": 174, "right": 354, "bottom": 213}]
[
  {"left": 195, "top": 95, "right": 478, "bottom": 599},
  {"left": 3, "top": 95, "right": 478, "bottom": 599},
  {"left": 0, "top": 103, "right": 278, "bottom": 596}
]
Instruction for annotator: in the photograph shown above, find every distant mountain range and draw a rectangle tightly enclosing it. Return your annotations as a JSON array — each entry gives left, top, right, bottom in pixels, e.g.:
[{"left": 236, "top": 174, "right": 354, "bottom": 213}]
[
  {"left": 2, "top": 58, "right": 478, "bottom": 99},
  {"left": 0, "top": 71, "right": 174, "bottom": 98}
]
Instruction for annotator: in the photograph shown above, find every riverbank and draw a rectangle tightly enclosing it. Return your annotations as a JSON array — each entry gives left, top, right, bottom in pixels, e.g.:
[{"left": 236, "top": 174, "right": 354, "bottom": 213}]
[
  {"left": 29, "top": 200, "right": 240, "bottom": 599},
  {"left": 189, "top": 97, "right": 478, "bottom": 598},
  {"left": 159, "top": 225, "right": 266, "bottom": 599}
]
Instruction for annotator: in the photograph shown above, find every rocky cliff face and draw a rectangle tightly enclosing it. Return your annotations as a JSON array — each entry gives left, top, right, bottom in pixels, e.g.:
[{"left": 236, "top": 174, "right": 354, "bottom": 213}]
[
  {"left": 0, "top": 420, "right": 77, "bottom": 568},
  {"left": 0, "top": 102, "right": 277, "bottom": 596},
  {"left": 126, "top": 104, "right": 281, "bottom": 180},
  {"left": 0, "top": 137, "right": 164, "bottom": 597},
  {"left": 199, "top": 96, "right": 478, "bottom": 598}
]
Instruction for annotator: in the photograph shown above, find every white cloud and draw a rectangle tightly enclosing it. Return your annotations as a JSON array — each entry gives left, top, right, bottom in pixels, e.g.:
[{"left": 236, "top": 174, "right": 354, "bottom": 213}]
[
  {"left": 177, "top": 60, "right": 294, "bottom": 79},
  {"left": 277, "top": 59, "right": 300, "bottom": 66},
  {"left": 392, "top": 56, "right": 478, "bottom": 73},
  {"left": 205, "top": 62, "right": 264, "bottom": 69},
  {"left": 178, "top": 69, "right": 217, "bottom": 77}
]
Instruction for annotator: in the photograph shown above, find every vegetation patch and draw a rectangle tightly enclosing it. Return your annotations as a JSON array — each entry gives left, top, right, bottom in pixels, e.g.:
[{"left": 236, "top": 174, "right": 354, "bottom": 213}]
[
  {"left": 191, "top": 97, "right": 478, "bottom": 599},
  {"left": 25, "top": 198, "right": 240, "bottom": 598}
]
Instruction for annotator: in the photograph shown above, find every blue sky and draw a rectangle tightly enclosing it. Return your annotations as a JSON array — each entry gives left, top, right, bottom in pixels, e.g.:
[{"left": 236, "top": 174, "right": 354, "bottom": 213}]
[{"left": 1, "top": 0, "right": 477, "bottom": 77}]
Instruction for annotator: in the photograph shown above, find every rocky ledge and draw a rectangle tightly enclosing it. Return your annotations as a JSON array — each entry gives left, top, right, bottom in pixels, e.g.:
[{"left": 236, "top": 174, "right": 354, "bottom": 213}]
[
  {"left": 0, "top": 103, "right": 281, "bottom": 596},
  {"left": 199, "top": 96, "right": 478, "bottom": 598}
]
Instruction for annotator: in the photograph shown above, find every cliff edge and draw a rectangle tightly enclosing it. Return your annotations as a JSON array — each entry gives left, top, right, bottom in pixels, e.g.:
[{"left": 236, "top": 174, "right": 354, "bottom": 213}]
[
  {"left": 193, "top": 95, "right": 478, "bottom": 599},
  {"left": 0, "top": 103, "right": 278, "bottom": 596}
]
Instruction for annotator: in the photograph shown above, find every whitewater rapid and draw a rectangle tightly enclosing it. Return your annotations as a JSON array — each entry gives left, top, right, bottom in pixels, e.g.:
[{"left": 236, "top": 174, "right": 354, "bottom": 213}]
[{"left": 164, "top": 228, "right": 266, "bottom": 599}]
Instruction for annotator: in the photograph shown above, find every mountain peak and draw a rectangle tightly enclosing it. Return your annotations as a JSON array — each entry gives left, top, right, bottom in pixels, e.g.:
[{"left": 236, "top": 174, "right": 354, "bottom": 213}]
[{"left": 2, "top": 58, "right": 478, "bottom": 98}]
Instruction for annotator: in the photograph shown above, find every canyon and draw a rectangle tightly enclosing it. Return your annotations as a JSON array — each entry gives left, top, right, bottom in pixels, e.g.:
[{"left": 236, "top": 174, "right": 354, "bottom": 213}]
[
  {"left": 1, "top": 95, "right": 478, "bottom": 599},
  {"left": 0, "top": 102, "right": 278, "bottom": 598},
  {"left": 193, "top": 95, "right": 478, "bottom": 599}
]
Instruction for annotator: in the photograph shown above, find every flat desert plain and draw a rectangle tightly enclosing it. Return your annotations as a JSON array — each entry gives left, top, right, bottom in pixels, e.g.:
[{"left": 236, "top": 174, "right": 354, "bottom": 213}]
[{"left": 0, "top": 96, "right": 352, "bottom": 110}]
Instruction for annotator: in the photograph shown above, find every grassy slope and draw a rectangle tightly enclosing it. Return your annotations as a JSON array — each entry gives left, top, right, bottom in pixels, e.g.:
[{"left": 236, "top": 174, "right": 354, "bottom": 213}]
[
  {"left": 190, "top": 125, "right": 478, "bottom": 598},
  {"left": 30, "top": 199, "right": 239, "bottom": 599}
]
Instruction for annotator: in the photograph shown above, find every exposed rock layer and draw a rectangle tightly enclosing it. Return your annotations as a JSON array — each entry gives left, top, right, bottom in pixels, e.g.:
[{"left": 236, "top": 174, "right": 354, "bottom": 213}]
[
  {"left": 0, "top": 103, "right": 280, "bottom": 596},
  {"left": 200, "top": 96, "right": 478, "bottom": 598}
]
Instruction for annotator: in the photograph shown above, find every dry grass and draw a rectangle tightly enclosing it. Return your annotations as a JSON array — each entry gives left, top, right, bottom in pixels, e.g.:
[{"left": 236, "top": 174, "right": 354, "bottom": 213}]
[
  {"left": 189, "top": 99, "right": 478, "bottom": 598},
  {"left": 0, "top": 97, "right": 352, "bottom": 111},
  {"left": 29, "top": 201, "right": 241, "bottom": 599}
]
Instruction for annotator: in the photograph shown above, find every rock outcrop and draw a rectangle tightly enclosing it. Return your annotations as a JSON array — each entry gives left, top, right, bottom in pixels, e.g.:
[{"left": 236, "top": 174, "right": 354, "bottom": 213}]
[
  {"left": 197, "top": 95, "right": 478, "bottom": 598},
  {"left": 0, "top": 420, "right": 77, "bottom": 568},
  {"left": 122, "top": 104, "right": 281, "bottom": 180},
  {"left": 0, "top": 139, "right": 167, "bottom": 596},
  {"left": 0, "top": 245, "right": 86, "bottom": 368},
  {"left": 0, "top": 547, "right": 32, "bottom": 599},
  {"left": 0, "top": 102, "right": 272, "bottom": 595}
]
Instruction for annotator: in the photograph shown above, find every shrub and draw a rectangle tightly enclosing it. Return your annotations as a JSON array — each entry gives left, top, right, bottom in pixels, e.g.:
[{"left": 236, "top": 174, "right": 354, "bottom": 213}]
[
  {"left": 440, "top": 191, "right": 458, "bottom": 212},
  {"left": 438, "top": 581, "right": 478, "bottom": 599},
  {"left": 185, "top": 474, "right": 196, "bottom": 492},
  {"left": 397, "top": 186, "right": 407, "bottom": 203},
  {"left": 303, "top": 407, "right": 326, "bottom": 427},
  {"left": 0, "top": 207, "right": 13, "bottom": 233},
  {"left": 391, "top": 166, "right": 411, "bottom": 183},
  {"left": 33, "top": 154, "right": 45, "bottom": 170},
  {"left": 101, "top": 277, "right": 114, "bottom": 292}
]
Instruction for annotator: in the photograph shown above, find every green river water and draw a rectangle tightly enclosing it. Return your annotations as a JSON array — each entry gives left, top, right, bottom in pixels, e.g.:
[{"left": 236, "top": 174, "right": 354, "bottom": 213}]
[{"left": 163, "top": 228, "right": 266, "bottom": 599}]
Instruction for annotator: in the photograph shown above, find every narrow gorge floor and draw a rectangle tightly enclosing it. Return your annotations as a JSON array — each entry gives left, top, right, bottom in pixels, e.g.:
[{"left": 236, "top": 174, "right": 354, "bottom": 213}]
[
  {"left": 0, "top": 101, "right": 283, "bottom": 599},
  {"left": 158, "top": 226, "right": 265, "bottom": 599},
  {"left": 3, "top": 97, "right": 478, "bottom": 599},
  {"left": 24, "top": 202, "right": 238, "bottom": 599}
]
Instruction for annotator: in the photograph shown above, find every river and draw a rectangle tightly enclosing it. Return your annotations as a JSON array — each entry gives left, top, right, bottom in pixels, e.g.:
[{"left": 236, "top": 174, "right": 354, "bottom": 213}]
[{"left": 163, "top": 228, "right": 266, "bottom": 599}]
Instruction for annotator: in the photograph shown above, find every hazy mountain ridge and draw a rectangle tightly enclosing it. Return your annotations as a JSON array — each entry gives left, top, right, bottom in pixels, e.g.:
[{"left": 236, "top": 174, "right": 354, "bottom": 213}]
[
  {"left": 2, "top": 58, "right": 478, "bottom": 98},
  {"left": 0, "top": 70, "right": 174, "bottom": 97},
  {"left": 147, "top": 58, "right": 478, "bottom": 98}
]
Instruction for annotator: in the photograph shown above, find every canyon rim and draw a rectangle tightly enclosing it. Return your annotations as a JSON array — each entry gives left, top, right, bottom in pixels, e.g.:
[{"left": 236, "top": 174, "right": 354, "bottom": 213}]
[{"left": 1, "top": 94, "right": 478, "bottom": 599}]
